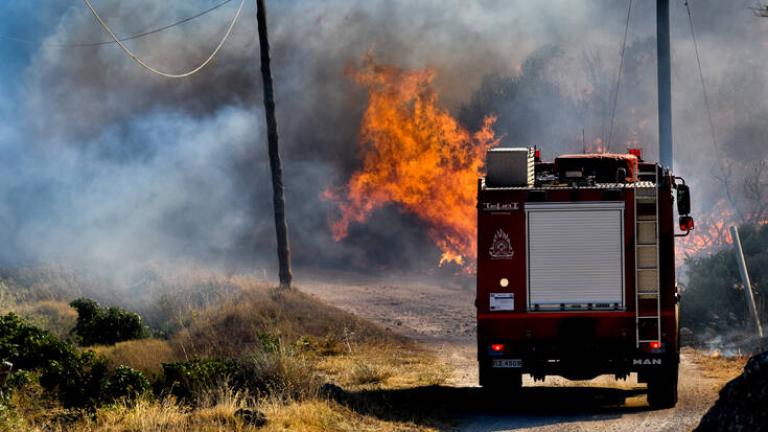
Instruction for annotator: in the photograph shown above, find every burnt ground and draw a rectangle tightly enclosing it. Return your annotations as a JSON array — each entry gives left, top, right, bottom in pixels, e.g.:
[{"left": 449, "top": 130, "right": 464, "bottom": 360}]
[{"left": 299, "top": 275, "right": 746, "bottom": 432}]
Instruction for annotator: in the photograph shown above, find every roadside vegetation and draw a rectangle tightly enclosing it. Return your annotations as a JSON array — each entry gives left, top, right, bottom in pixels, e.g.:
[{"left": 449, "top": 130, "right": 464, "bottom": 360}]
[
  {"left": 0, "top": 268, "right": 449, "bottom": 431},
  {"left": 681, "top": 223, "right": 767, "bottom": 351}
]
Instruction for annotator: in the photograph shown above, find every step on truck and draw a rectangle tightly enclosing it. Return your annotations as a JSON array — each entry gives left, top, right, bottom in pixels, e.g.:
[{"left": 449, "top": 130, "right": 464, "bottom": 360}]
[{"left": 475, "top": 147, "right": 694, "bottom": 409}]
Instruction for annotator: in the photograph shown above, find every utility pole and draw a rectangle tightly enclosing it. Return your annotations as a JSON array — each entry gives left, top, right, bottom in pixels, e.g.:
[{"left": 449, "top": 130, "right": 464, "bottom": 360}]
[
  {"left": 256, "top": 0, "right": 293, "bottom": 289},
  {"left": 730, "top": 226, "right": 764, "bottom": 338},
  {"left": 657, "top": 0, "right": 673, "bottom": 170}
]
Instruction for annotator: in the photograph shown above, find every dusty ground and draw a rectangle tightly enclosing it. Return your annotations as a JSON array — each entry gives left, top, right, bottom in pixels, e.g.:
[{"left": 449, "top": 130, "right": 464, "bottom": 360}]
[{"left": 300, "top": 277, "right": 746, "bottom": 432}]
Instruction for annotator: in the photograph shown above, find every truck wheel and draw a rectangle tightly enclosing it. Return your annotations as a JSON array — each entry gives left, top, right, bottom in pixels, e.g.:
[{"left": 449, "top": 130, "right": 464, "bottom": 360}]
[
  {"left": 647, "top": 369, "right": 678, "bottom": 409},
  {"left": 480, "top": 366, "right": 522, "bottom": 394}
]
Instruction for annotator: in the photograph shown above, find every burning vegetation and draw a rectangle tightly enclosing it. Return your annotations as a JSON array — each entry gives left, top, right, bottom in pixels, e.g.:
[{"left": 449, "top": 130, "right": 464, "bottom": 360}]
[
  {"left": 677, "top": 199, "right": 737, "bottom": 260},
  {"left": 325, "top": 57, "right": 499, "bottom": 269}
]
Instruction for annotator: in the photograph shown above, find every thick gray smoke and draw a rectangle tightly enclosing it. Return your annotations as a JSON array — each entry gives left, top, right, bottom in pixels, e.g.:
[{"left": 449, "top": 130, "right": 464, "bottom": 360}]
[{"left": 1, "top": 0, "right": 765, "bottom": 287}]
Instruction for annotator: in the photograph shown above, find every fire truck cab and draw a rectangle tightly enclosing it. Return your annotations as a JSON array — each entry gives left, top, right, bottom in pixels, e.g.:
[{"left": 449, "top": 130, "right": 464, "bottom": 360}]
[{"left": 476, "top": 147, "right": 693, "bottom": 409}]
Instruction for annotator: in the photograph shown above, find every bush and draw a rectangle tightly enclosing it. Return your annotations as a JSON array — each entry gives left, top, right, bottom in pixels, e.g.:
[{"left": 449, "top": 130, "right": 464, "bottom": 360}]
[
  {"left": 682, "top": 223, "right": 768, "bottom": 335},
  {"left": 41, "top": 352, "right": 149, "bottom": 407},
  {"left": 103, "top": 365, "right": 150, "bottom": 402},
  {"left": 0, "top": 312, "right": 149, "bottom": 407},
  {"left": 157, "top": 358, "right": 241, "bottom": 402},
  {"left": 70, "top": 298, "right": 148, "bottom": 346},
  {"left": 39, "top": 349, "right": 111, "bottom": 407},
  {"left": 156, "top": 350, "right": 319, "bottom": 403},
  {"left": 0, "top": 313, "right": 73, "bottom": 371}
]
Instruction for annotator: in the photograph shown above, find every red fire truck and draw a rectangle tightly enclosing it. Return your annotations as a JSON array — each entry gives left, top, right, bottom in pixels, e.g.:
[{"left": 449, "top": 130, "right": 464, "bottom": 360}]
[{"left": 475, "top": 147, "right": 694, "bottom": 409}]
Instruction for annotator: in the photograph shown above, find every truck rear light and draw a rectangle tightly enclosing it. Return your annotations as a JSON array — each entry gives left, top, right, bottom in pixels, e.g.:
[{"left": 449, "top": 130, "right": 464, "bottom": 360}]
[
  {"left": 649, "top": 341, "right": 662, "bottom": 350},
  {"left": 490, "top": 343, "right": 505, "bottom": 353}
]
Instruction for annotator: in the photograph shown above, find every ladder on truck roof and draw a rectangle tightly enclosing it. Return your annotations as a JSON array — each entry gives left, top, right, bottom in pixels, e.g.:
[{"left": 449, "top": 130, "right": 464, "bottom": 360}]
[{"left": 634, "top": 168, "right": 661, "bottom": 348}]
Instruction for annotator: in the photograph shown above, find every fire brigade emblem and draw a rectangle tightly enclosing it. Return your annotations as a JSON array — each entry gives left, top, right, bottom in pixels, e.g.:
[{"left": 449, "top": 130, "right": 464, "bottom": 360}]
[{"left": 489, "top": 229, "right": 514, "bottom": 259}]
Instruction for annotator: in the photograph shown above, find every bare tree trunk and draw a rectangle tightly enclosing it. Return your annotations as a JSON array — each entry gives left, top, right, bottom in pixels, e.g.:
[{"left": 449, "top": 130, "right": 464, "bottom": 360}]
[{"left": 256, "top": 0, "right": 292, "bottom": 289}]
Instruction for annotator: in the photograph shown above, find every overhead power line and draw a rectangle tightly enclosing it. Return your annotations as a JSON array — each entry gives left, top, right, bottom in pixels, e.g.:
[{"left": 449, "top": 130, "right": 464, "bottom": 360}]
[
  {"left": 0, "top": 0, "right": 234, "bottom": 48},
  {"left": 82, "top": 0, "right": 245, "bottom": 78},
  {"left": 683, "top": 0, "right": 719, "bottom": 156},
  {"left": 607, "top": 0, "right": 633, "bottom": 152}
]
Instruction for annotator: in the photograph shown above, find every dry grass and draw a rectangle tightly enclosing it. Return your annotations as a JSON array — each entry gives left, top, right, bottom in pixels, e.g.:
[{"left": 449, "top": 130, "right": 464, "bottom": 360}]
[
  {"left": 0, "top": 270, "right": 446, "bottom": 432},
  {"left": 317, "top": 344, "right": 449, "bottom": 390},
  {"left": 13, "top": 300, "right": 78, "bottom": 340},
  {"left": 348, "top": 362, "right": 393, "bottom": 385},
  {"left": 92, "top": 390, "right": 256, "bottom": 432},
  {"left": 172, "top": 283, "right": 403, "bottom": 359},
  {"left": 257, "top": 398, "right": 431, "bottom": 432},
  {"left": 8, "top": 394, "right": 436, "bottom": 432},
  {"left": 0, "top": 278, "right": 78, "bottom": 340},
  {"left": 685, "top": 346, "right": 748, "bottom": 381},
  {"left": 91, "top": 339, "right": 181, "bottom": 379}
]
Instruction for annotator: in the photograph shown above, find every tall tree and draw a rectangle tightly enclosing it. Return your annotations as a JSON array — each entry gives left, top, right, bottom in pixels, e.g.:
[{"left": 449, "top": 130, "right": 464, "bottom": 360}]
[{"left": 256, "top": 0, "right": 292, "bottom": 289}]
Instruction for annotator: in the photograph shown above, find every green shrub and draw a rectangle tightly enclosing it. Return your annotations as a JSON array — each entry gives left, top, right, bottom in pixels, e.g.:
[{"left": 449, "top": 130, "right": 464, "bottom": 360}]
[
  {"left": 5, "top": 370, "right": 31, "bottom": 390},
  {"left": 156, "top": 351, "right": 319, "bottom": 403},
  {"left": 39, "top": 350, "right": 110, "bottom": 407},
  {"left": 70, "top": 298, "right": 148, "bottom": 346},
  {"left": 156, "top": 358, "right": 241, "bottom": 402},
  {"left": 0, "top": 312, "right": 149, "bottom": 408},
  {"left": 0, "top": 313, "right": 73, "bottom": 371},
  {"left": 103, "top": 365, "right": 150, "bottom": 402}
]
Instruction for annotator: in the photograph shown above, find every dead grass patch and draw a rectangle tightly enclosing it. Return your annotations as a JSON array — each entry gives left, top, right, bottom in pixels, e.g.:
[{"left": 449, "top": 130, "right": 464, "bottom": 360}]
[
  {"left": 14, "top": 300, "right": 77, "bottom": 339},
  {"left": 348, "top": 362, "right": 393, "bottom": 386},
  {"left": 684, "top": 347, "right": 748, "bottom": 381},
  {"left": 257, "top": 398, "right": 430, "bottom": 432},
  {"left": 316, "top": 344, "right": 448, "bottom": 390},
  {"left": 172, "top": 285, "right": 403, "bottom": 359},
  {"left": 91, "top": 338, "right": 180, "bottom": 379}
]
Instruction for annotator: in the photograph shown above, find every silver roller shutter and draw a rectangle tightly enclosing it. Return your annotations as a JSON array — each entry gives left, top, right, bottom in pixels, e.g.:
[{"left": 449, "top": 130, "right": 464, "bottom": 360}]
[{"left": 526, "top": 202, "right": 625, "bottom": 311}]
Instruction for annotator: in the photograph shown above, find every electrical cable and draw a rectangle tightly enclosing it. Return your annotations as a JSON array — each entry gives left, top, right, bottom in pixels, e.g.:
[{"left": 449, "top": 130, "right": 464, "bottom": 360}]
[
  {"left": 606, "top": 0, "right": 633, "bottom": 152},
  {"left": 684, "top": 0, "right": 720, "bottom": 156},
  {"left": 0, "top": 0, "right": 234, "bottom": 48},
  {"left": 82, "top": 0, "right": 245, "bottom": 78}
]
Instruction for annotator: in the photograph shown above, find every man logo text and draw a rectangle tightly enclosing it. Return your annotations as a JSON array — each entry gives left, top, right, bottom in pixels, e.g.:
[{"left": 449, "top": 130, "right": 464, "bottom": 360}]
[{"left": 633, "top": 359, "right": 662, "bottom": 365}]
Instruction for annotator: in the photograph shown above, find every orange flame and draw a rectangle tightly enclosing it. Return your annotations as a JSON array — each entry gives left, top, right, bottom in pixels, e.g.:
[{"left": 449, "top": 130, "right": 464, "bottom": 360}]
[
  {"left": 676, "top": 199, "right": 735, "bottom": 262},
  {"left": 676, "top": 198, "right": 768, "bottom": 262},
  {"left": 324, "top": 57, "right": 499, "bottom": 269}
]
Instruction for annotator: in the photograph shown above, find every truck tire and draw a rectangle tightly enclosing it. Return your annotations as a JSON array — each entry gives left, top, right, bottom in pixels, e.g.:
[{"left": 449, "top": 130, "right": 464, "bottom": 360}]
[
  {"left": 647, "top": 368, "right": 678, "bottom": 409},
  {"left": 479, "top": 366, "right": 522, "bottom": 394}
]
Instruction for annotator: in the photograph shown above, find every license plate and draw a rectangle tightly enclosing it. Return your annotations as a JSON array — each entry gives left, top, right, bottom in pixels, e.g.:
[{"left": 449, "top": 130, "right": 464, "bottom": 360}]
[{"left": 492, "top": 359, "right": 523, "bottom": 368}]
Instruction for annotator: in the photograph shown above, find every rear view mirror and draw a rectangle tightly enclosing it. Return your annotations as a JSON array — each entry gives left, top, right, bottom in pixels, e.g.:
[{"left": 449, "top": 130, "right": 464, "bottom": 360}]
[{"left": 676, "top": 184, "right": 691, "bottom": 216}]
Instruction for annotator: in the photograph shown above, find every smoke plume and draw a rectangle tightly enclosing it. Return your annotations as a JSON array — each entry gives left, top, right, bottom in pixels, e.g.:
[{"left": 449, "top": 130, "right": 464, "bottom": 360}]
[{"left": 0, "top": 0, "right": 765, "bottom": 287}]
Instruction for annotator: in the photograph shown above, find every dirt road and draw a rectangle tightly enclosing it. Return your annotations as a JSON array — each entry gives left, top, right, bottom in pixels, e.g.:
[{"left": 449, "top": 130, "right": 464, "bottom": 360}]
[{"left": 300, "top": 277, "right": 745, "bottom": 432}]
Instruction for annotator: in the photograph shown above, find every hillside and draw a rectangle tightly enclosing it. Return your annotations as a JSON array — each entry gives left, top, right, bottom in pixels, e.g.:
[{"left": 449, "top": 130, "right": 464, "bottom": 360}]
[{"left": 0, "top": 269, "right": 448, "bottom": 432}]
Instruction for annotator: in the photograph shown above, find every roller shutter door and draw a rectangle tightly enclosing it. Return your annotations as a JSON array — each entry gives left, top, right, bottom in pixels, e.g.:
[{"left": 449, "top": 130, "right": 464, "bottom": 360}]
[{"left": 526, "top": 202, "right": 625, "bottom": 311}]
